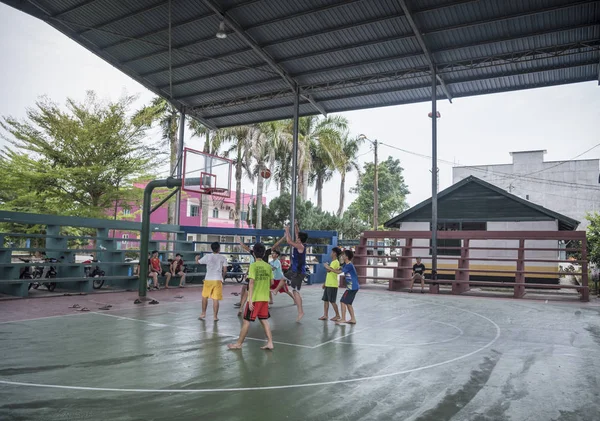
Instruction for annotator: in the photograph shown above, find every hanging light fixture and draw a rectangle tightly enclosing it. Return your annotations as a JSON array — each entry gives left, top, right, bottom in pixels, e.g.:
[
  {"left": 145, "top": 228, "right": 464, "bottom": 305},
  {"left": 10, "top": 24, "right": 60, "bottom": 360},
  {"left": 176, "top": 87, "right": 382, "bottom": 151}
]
[{"left": 216, "top": 21, "right": 227, "bottom": 39}]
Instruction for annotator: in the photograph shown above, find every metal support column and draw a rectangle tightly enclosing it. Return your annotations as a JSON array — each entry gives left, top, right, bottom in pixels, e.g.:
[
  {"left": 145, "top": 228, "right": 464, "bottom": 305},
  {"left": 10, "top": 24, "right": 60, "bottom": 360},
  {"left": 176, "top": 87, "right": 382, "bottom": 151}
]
[
  {"left": 175, "top": 111, "right": 186, "bottom": 225},
  {"left": 290, "top": 86, "right": 300, "bottom": 240},
  {"left": 431, "top": 67, "right": 438, "bottom": 281},
  {"left": 139, "top": 177, "right": 181, "bottom": 299}
]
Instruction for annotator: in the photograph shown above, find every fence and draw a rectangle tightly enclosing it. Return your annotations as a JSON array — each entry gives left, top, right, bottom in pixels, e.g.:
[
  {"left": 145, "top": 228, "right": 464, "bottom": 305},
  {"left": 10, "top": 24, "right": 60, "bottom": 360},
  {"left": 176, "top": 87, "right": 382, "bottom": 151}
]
[
  {"left": 0, "top": 211, "right": 338, "bottom": 297},
  {"left": 354, "top": 230, "right": 589, "bottom": 302}
]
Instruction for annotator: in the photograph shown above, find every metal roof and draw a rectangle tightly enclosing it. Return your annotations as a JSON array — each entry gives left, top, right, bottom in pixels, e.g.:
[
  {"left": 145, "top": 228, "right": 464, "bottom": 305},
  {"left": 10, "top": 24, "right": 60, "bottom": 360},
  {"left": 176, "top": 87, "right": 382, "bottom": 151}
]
[
  {"left": 3, "top": 0, "right": 599, "bottom": 129},
  {"left": 384, "top": 175, "right": 580, "bottom": 230}
]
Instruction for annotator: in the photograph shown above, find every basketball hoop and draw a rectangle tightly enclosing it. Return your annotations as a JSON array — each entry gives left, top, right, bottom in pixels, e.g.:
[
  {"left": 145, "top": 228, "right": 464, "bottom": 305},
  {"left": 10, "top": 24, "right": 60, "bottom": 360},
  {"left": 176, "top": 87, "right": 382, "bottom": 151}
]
[{"left": 205, "top": 187, "right": 227, "bottom": 209}]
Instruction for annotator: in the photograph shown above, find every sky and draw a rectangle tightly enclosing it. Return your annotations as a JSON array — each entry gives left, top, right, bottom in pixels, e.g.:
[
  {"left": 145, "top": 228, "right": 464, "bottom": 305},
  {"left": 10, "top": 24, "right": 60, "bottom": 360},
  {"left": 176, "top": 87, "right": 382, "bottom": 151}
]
[{"left": 1, "top": 4, "right": 599, "bottom": 219}]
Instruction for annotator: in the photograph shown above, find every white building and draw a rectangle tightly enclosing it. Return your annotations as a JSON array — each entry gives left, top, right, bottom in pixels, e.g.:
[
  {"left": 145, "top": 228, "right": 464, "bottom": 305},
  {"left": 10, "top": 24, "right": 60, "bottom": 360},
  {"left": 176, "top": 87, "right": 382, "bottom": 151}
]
[{"left": 453, "top": 150, "right": 600, "bottom": 230}]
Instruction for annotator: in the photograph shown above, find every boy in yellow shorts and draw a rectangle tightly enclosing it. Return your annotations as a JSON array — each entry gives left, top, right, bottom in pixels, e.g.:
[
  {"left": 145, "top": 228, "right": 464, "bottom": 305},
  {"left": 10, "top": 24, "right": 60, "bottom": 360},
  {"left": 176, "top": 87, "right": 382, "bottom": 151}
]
[{"left": 197, "top": 242, "right": 228, "bottom": 321}]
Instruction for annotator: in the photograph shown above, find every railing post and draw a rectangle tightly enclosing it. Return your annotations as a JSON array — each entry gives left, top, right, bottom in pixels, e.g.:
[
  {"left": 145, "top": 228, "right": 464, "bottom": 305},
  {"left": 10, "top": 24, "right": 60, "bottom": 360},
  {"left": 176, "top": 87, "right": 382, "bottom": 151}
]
[
  {"left": 581, "top": 236, "right": 589, "bottom": 302},
  {"left": 354, "top": 234, "right": 368, "bottom": 286},
  {"left": 453, "top": 237, "right": 470, "bottom": 294},
  {"left": 514, "top": 238, "right": 526, "bottom": 298},
  {"left": 394, "top": 237, "right": 413, "bottom": 291}
]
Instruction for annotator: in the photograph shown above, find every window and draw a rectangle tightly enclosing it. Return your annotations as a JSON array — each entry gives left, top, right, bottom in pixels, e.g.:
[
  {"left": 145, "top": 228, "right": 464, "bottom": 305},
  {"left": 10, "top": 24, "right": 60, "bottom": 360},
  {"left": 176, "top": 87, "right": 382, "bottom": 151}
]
[
  {"left": 241, "top": 211, "right": 248, "bottom": 221},
  {"left": 122, "top": 208, "right": 131, "bottom": 215},
  {"left": 187, "top": 198, "right": 200, "bottom": 217},
  {"left": 229, "top": 209, "right": 234, "bottom": 220},
  {"left": 212, "top": 208, "right": 219, "bottom": 218},
  {"left": 121, "top": 234, "right": 129, "bottom": 248},
  {"left": 430, "top": 222, "right": 486, "bottom": 256}
]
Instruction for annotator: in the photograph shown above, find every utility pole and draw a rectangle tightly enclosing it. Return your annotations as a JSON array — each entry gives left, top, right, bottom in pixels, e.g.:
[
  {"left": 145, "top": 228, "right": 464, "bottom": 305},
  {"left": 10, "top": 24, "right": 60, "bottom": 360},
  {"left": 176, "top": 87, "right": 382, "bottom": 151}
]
[{"left": 373, "top": 139, "right": 379, "bottom": 231}]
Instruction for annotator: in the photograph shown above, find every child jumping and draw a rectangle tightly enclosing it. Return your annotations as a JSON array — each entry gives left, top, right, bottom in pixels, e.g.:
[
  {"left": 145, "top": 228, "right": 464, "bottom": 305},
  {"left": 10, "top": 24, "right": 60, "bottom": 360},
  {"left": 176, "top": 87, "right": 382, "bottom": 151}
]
[
  {"left": 197, "top": 242, "right": 228, "bottom": 321},
  {"left": 228, "top": 242, "right": 274, "bottom": 350},
  {"left": 320, "top": 247, "right": 342, "bottom": 321},
  {"left": 283, "top": 220, "right": 309, "bottom": 322},
  {"left": 331, "top": 249, "right": 359, "bottom": 325},
  {"left": 270, "top": 249, "right": 294, "bottom": 304}
]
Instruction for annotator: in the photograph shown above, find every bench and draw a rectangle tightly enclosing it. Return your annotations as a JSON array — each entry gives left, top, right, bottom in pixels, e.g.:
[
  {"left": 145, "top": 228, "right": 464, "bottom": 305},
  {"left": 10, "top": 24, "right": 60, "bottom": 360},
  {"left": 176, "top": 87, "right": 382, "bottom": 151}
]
[
  {"left": 359, "top": 275, "right": 589, "bottom": 301},
  {"left": 0, "top": 276, "right": 138, "bottom": 297}
]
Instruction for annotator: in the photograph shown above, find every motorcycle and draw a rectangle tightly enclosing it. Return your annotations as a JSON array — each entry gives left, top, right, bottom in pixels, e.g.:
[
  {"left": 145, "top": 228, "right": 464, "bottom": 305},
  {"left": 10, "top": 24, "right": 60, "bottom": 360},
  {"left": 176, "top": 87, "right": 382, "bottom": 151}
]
[
  {"left": 31, "top": 257, "right": 59, "bottom": 292},
  {"left": 227, "top": 260, "right": 245, "bottom": 283},
  {"left": 83, "top": 256, "right": 106, "bottom": 289},
  {"left": 18, "top": 258, "right": 35, "bottom": 290}
]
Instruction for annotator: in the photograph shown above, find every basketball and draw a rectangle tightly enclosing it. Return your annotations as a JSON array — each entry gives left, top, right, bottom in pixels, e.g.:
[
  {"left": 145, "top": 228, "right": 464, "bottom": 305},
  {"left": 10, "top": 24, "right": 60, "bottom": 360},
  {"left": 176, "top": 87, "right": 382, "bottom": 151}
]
[{"left": 260, "top": 168, "right": 271, "bottom": 179}]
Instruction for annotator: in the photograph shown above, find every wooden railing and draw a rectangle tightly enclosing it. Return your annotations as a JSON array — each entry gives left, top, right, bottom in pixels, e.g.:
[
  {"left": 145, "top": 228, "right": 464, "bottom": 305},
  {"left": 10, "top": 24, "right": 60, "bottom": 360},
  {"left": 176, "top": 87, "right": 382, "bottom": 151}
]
[{"left": 354, "top": 230, "right": 588, "bottom": 302}]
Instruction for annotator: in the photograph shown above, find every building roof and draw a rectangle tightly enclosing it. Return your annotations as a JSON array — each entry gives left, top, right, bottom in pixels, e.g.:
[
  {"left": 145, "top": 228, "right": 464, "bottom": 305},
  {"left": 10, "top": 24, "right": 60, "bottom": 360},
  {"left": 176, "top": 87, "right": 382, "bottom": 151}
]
[
  {"left": 3, "top": 0, "right": 599, "bottom": 129},
  {"left": 384, "top": 176, "right": 580, "bottom": 230}
]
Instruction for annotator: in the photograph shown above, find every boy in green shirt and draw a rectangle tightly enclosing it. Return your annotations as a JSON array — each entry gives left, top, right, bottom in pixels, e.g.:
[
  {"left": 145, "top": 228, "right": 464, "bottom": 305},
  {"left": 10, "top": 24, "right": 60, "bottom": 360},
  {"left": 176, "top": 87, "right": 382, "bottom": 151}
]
[
  {"left": 320, "top": 247, "right": 342, "bottom": 321},
  {"left": 228, "top": 242, "right": 274, "bottom": 350}
]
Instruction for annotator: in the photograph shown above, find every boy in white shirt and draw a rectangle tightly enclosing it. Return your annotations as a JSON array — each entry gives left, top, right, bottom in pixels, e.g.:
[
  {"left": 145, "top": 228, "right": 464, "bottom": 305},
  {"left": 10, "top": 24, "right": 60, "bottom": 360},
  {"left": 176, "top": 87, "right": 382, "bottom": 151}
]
[{"left": 197, "top": 242, "right": 228, "bottom": 321}]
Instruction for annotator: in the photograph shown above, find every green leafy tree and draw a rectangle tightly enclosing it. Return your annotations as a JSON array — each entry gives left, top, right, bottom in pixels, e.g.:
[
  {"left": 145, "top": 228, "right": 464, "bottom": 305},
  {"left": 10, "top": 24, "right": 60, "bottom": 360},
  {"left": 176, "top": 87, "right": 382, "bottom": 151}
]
[
  {"left": 586, "top": 212, "right": 600, "bottom": 265},
  {"left": 0, "top": 91, "right": 159, "bottom": 218},
  {"left": 348, "top": 156, "right": 410, "bottom": 227}
]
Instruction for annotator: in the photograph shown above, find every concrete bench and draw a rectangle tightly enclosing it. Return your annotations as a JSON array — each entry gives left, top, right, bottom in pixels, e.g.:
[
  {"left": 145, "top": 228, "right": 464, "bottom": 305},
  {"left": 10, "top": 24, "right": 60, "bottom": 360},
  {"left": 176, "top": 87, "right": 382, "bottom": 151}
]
[{"left": 0, "top": 276, "right": 138, "bottom": 297}]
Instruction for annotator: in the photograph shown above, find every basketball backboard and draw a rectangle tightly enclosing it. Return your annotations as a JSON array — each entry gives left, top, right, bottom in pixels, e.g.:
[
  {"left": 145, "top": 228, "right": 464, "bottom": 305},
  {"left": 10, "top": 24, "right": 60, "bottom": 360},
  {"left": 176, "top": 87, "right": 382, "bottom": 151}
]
[{"left": 182, "top": 148, "right": 233, "bottom": 198}]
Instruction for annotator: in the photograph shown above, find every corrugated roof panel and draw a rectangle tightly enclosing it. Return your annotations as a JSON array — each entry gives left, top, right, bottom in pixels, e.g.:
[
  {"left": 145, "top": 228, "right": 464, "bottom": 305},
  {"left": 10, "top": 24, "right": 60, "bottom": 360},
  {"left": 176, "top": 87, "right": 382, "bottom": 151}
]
[
  {"left": 4, "top": 0, "right": 598, "bottom": 128},
  {"left": 179, "top": 78, "right": 289, "bottom": 105},
  {"left": 296, "top": 54, "right": 430, "bottom": 86}
]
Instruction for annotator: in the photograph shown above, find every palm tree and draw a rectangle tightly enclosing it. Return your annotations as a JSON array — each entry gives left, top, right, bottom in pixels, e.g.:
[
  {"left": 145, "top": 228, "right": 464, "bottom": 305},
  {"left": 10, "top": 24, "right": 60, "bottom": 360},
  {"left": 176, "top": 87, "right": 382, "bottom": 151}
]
[
  {"left": 295, "top": 115, "right": 348, "bottom": 202},
  {"left": 309, "top": 141, "right": 336, "bottom": 210},
  {"left": 337, "top": 134, "right": 364, "bottom": 217},
  {"left": 134, "top": 98, "right": 180, "bottom": 250},
  {"left": 220, "top": 125, "right": 258, "bottom": 227},
  {"left": 188, "top": 120, "right": 223, "bottom": 228},
  {"left": 250, "top": 121, "right": 288, "bottom": 228}
]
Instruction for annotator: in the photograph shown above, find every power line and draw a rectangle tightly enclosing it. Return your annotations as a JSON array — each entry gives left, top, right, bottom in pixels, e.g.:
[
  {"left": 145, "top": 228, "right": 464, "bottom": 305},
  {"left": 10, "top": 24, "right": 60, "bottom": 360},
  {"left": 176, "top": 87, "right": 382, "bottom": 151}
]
[
  {"left": 378, "top": 141, "right": 600, "bottom": 191},
  {"left": 519, "top": 142, "right": 600, "bottom": 177}
]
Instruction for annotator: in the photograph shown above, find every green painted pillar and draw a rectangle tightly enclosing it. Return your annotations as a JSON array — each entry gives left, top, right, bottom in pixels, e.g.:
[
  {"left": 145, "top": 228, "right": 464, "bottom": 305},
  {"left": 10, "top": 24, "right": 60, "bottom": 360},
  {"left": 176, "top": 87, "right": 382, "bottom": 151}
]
[{"left": 138, "top": 177, "right": 182, "bottom": 298}]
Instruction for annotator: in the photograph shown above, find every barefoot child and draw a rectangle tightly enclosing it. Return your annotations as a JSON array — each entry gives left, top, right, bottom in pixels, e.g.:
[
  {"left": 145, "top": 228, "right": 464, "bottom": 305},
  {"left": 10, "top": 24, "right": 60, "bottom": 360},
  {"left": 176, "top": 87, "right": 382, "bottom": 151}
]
[
  {"left": 270, "top": 249, "right": 294, "bottom": 303},
  {"left": 283, "top": 220, "right": 308, "bottom": 322},
  {"left": 228, "top": 242, "right": 274, "bottom": 350},
  {"left": 333, "top": 250, "right": 359, "bottom": 325},
  {"left": 197, "top": 242, "right": 228, "bottom": 321},
  {"left": 320, "top": 247, "right": 342, "bottom": 321}
]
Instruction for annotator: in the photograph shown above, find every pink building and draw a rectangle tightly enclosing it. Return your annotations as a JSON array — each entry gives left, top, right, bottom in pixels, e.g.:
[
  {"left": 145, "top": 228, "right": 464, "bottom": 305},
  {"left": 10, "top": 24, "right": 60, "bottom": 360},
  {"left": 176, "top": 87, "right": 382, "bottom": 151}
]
[{"left": 113, "top": 184, "right": 266, "bottom": 250}]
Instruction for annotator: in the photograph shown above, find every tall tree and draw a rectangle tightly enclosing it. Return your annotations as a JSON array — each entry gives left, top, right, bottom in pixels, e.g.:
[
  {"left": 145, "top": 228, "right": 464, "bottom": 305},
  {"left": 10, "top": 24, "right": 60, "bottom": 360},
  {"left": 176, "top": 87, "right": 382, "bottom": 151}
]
[
  {"left": 220, "top": 125, "right": 258, "bottom": 227},
  {"left": 0, "top": 91, "right": 159, "bottom": 218},
  {"left": 348, "top": 156, "right": 410, "bottom": 226},
  {"left": 188, "top": 119, "right": 223, "bottom": 228},
  {"left": 133, "top": 97, "right": 180, "bottom": 228},
  {"left": 337, "top": 134, "right": 364, "bottom": 217},
  {"left": 586, "top": 212, "right": 600, "bottom": 266},
  {"left": 283, "top": 115, "right": 348, "bottom": 201},
  {"left": 251, "top": 121, "right": 288, "bottom": 228}
]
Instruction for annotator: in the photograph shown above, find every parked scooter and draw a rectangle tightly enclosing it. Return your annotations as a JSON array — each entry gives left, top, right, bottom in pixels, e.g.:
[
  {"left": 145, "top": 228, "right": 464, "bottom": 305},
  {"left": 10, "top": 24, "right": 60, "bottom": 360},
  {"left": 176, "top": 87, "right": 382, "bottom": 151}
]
[{"left": 83, "top": 255, "right": 106, "bottom": 289}]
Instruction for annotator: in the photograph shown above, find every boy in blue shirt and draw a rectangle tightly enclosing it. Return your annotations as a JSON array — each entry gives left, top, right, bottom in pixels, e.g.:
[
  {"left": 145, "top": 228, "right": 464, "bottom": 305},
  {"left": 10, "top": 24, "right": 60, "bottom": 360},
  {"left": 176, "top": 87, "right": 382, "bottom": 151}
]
[{"left": 331, "top": 249, "right": 359, "bottom": 325}]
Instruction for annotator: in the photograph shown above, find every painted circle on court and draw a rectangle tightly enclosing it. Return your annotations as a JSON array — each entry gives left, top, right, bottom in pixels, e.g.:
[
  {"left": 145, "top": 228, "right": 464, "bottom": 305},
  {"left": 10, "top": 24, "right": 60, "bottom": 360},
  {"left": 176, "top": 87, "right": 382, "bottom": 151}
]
[{"left": 0, "top": 302, "right": 500, "bottom": 393}]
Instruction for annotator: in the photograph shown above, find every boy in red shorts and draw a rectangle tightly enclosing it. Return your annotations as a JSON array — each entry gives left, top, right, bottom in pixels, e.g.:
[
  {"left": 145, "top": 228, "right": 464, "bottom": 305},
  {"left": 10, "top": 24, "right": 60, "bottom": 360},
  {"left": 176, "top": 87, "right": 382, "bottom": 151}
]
[{"left": 228, "top": 242, "right": 274, "bottom": 350}]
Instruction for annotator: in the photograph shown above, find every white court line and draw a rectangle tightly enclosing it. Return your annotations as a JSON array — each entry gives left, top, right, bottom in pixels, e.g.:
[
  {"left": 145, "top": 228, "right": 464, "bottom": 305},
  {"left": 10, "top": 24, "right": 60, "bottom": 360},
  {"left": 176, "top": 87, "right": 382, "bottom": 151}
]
[
  {"left": 311, "top": 302, "right": 429, "bottom": 349},
  {"left": 91, "top": 311, "right": 312, "bottom": 349},
  {"left": 0, "top": 312, "right": 89, "bottom": 325},
  {"left": 0, "top": 303, "right": 501, "bottom": 393},
  {"left": 334, "top": 320, "right": 465, "bottom": 347}
]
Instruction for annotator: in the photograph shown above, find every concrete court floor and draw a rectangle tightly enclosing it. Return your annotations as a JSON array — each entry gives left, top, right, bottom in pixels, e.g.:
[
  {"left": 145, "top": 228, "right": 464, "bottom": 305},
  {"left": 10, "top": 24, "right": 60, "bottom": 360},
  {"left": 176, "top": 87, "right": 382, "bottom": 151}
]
[{"left": 0, "top": 285, "right": 599, "bottom": 421}]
